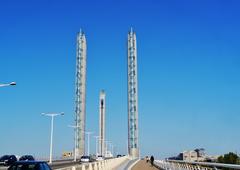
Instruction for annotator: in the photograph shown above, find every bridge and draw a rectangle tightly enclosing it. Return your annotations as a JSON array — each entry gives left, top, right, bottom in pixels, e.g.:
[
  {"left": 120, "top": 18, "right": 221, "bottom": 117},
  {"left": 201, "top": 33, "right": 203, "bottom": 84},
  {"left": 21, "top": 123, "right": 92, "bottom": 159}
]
[
  {"left": 1, "top": 25, "right": 239, "bottom": 170},
  {"left": 1, "top": 83, "right": 240, "bottom": 169},
  {"left": 2, "top": 156, "right": 240, "bottom": 170},
  {"left": 49, "top": 157, "right": 240, "bottom": 170}
]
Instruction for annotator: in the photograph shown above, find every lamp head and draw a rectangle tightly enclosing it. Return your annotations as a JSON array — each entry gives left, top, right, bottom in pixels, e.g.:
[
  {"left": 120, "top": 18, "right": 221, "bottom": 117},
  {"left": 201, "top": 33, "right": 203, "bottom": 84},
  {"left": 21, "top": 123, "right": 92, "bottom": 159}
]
[{"left": 10, "top": 82, "right": 16, "bottom": 86}]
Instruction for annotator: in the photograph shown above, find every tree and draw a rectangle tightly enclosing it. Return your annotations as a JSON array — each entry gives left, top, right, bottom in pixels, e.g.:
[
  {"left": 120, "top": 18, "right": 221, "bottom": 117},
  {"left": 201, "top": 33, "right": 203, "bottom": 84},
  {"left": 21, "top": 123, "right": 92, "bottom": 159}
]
[
  {"left": 217, "top": 155, "right": 224, "bottom": 163},
  {"left": 217, "top": 152, "right": 240, "bottom": 170}
]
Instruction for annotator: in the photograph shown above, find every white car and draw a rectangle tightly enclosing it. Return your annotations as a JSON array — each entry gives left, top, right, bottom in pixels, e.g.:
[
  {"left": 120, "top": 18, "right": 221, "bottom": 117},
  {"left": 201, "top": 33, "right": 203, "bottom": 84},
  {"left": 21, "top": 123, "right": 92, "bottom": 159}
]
[
  {"left": 80, "top": 156, "right": 90, "bottom": 163},
  {"left": 96, "top": 155, "right": 104, "bottom": 161},
  {"left": 105, "top": 151, "right": 113, "bottom": 158}
]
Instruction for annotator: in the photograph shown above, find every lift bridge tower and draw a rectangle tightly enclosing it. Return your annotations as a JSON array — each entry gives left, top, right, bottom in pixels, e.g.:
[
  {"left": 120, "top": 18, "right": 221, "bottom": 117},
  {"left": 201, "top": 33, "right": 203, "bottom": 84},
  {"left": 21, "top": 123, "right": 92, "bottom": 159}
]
[
  {"left": 99, "top": 90, "right": 106, "bottom": 156},
  {"left": 127, "top": 28, "right": 139, "bottom": 158},
  {"left": 75, "top": 29, "right": 87, "bottom": 157}
]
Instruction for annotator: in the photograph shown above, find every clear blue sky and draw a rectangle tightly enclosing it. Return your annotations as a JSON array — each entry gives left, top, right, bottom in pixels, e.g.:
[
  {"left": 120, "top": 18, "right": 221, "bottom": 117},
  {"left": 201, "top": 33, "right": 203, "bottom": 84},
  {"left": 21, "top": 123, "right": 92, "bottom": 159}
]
[{"left": 0, "top": 0, "right": 240, "bottom": 159}]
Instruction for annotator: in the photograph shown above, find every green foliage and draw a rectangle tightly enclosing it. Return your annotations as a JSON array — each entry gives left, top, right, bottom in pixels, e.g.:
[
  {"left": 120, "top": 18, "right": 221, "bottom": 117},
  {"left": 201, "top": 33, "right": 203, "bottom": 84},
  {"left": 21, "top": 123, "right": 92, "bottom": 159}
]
[{"left": 217, "top": 152, "right": 239, "bottom": 164}]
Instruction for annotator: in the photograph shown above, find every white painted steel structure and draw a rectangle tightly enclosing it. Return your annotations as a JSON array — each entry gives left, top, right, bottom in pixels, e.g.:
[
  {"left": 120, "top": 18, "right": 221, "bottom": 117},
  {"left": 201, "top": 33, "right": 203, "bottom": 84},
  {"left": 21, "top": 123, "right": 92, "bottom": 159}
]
[
  {"left": 75, "top": 29, "right": 87, "bottom": 157},
  {"left": 127, "top": 28, "right": 139, "bottom": 158}
]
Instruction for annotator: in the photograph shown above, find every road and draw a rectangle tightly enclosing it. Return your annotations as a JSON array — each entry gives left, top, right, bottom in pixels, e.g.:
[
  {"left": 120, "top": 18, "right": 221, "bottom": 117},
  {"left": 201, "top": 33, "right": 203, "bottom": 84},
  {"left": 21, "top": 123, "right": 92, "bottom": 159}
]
[
  {"left": 0, "top": 160, "right": 80, "bottom": 170},
  {"left": 50, "top": 161, "right": 80, "bottom": 169},
  {"left": 0, "top": 166, "right": 8, "bottom": 170}
]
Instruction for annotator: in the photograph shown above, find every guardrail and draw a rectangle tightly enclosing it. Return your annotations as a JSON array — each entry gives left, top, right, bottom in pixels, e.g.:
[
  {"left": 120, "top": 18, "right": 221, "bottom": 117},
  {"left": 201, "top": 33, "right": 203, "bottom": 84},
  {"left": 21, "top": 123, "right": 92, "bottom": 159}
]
[
  {"left": 154, "top": 160, "right": 240, "bottom": 170},
  {"left": 53, "top": 156, "right": 128, "bottom": 170}
]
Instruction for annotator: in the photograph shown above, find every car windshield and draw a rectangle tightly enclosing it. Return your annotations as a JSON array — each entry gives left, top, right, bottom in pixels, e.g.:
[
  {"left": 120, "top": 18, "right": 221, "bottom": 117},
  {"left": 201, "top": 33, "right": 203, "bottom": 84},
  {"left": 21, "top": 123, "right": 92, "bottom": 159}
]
[
  {"left": 20, "top": 156, "right": 34, "bottom": 160},
  {"left": 81, "top": 156, "right": 89, "bottom": 159},
  {"left": 9, "top": 164, "right": 39, "bottom": 170},
  {"left": 0, "top": 155, "right": 9, "bottom": 160}
]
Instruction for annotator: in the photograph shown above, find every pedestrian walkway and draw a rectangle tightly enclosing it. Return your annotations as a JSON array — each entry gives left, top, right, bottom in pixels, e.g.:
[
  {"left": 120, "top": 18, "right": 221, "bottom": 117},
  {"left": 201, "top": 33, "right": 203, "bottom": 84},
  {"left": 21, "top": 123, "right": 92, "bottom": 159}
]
[
  {"left": 131, "top": 160, "right": 159, "bottom": 170},
  {"left": 115, "top": 158, "right": 139, "bottom": 170}
]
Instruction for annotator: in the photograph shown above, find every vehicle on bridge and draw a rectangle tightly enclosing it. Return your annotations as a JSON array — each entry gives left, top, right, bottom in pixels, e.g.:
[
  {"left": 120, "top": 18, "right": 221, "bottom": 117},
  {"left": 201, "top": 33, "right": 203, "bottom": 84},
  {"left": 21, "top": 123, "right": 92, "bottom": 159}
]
[
  {"left": 8, "top": 161, "right": 51, "bottom": 170},
  {"left": 96, "top": 155, "right": 104, "bottom": 161},
  {"left": 19, "top": 155, "right": 35, "bottom": 161},
  {"left": 104, "top": 151, "right": 113, "bottom": 159},
  {"left": 117, "top": 154, "right": 122, "bottom": 158},
  {"left": 80, "top": 156, "right": 90, "bottom": 163},
  {"left": 0, "top": 155, "right": 17, "bottom": 166}
]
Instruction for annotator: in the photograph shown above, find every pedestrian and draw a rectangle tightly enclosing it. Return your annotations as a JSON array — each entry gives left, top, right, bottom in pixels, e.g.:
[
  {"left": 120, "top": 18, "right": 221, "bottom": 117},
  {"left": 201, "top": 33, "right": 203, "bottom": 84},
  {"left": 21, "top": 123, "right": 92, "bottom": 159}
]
[
  {"left": 145, "top": 156, "right": 149, "bottom": 163},
  {"left": 150, "top": 155, "right": 154, "bottom": 166}
]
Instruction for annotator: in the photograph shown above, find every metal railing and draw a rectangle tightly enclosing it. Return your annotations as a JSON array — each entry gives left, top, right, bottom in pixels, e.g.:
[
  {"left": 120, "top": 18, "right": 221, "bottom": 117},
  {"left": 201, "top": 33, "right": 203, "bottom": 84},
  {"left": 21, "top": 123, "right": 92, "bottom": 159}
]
[{"left": 154, "top": 160, "right": 240, "bottom": 170}]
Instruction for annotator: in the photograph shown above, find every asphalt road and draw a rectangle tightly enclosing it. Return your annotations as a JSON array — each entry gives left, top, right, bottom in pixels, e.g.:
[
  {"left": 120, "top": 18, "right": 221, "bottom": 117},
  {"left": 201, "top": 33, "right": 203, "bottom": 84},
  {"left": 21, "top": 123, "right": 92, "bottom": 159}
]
[
  {"left": 0, "top": 160, "right": 80, "bottom": 170},
  {"left": 0, "top": 159, "right": 100, "bottom": 170},
  {"left": 0, "top": 166, "right": 8, "bottom": 170},
  {"left": 50, "top": 161, "right": 80, "bottom": 169}
]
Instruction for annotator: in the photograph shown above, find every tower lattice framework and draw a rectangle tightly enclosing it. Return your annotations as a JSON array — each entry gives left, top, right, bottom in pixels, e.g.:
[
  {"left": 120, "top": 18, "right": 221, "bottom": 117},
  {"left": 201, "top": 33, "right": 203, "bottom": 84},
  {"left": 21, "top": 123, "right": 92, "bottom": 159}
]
[
  {"left": 127, "top": 28, "right": 139, "bottom": 158},
  {"left": 75, "top": 30, "right": 87, "bottom": 156}
]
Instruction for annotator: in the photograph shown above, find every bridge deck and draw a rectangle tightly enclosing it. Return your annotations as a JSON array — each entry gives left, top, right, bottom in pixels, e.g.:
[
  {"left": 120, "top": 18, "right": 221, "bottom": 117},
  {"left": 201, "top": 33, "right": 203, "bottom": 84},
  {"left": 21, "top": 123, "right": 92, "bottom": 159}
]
[{"left": 131, "top": 160, "right": 159, "bottom": 170}]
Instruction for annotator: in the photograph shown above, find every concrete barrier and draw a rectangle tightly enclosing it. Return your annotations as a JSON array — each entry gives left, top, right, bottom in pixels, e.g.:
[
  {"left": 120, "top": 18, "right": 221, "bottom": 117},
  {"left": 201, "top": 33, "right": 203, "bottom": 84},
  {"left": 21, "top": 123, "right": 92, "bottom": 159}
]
[
  {"left": 88, "top": 163, "right": 93, "bottom": 170},
  {"left": 54, "top": 156, "right": 128, "bottom": 170}
]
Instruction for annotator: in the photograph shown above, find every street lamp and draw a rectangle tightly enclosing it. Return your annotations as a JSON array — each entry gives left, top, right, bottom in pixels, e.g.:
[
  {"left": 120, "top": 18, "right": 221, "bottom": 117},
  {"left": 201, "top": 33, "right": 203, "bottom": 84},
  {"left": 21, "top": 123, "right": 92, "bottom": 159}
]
[
  {"left": 42, "top": 112, "right": 64, "bottom": 164},
  {"left": 111, "top": 144, "right": 115, "bottom": 157},
  {"left": 68, "top": 125, "right": 80, "bottom": 162},
  {"left": 0, "top": 82, "right": 16, "bottom": 87},
  {"left": 108, "top": 142, "right": 114, "bottom": 157},
  {"left": 105, "top": 140, "right": 111, "bottom": 156},
  {"left": 84, "top": 131, "right": 93, "bottom": 156},
  {"left": 93, "top": 136, "right": 99, "bottom": 156},
  {"left": 98, "top": 138, "right": 104, "bottom": 156}
]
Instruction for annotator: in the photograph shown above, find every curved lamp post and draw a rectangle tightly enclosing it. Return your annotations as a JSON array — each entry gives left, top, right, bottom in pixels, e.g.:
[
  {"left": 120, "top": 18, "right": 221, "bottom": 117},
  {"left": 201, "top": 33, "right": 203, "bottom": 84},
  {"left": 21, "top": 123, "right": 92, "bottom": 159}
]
[{"left": 0, "top": 82, "right": 16, "bottom": 87}]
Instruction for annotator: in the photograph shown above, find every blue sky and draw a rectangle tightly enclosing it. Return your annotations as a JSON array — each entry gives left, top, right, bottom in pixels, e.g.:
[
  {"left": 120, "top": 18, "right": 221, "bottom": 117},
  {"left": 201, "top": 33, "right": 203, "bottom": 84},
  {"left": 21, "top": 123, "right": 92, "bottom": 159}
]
[{"left": 0, "top": 0, "right": 240, "bottom": 159}]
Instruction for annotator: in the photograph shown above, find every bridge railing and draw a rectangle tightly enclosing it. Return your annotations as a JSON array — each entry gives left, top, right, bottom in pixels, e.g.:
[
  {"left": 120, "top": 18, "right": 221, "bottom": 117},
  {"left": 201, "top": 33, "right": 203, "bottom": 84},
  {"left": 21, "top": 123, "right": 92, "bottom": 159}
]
[
  {"left": 53, "top": 156, "right": 128, "bottom": 170},
  {"left": 154, "top": 160, "right": 240, "bottom": 170}
]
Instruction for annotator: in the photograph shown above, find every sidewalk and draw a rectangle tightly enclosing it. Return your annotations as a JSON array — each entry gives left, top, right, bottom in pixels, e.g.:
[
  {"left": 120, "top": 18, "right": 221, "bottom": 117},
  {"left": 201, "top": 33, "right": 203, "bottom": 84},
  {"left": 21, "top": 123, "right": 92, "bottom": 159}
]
[
  {"left": 115, "top": 158, "right": 139, "bottom": 170},
  {"left": 131, "top": 160, "right": 159, "bottom": 170}
]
